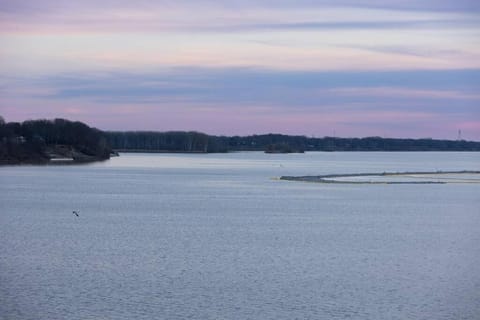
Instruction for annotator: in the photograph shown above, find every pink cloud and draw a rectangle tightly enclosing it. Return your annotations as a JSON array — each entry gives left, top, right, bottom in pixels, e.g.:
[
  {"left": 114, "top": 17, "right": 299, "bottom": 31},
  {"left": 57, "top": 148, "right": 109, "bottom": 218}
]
[{"left": 327, "top": 87, "right": 480, "bottom": 100}]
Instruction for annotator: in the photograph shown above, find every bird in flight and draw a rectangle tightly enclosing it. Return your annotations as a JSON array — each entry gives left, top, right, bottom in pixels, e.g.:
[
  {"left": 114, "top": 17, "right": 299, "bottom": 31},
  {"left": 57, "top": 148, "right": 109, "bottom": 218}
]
[{"left": 72, "top": 211, "right": 79, "bottom": 217}]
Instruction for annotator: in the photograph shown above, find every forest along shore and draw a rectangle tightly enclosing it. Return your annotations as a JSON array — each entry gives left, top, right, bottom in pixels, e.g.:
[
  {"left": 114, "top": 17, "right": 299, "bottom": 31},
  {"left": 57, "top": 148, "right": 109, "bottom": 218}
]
[
  {"left": 106, "top": 131, "right": 480, "bottom": 153},
  {"left": 2, "top": 117, "right": 480, "bottom": 165}
]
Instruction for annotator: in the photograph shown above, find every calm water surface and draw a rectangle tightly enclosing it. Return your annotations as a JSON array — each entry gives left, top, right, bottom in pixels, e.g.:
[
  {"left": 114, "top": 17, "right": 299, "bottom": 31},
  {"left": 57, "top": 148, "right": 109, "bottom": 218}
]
[{"left": 1, "top": 152, "right": 479, "bottom": 320}]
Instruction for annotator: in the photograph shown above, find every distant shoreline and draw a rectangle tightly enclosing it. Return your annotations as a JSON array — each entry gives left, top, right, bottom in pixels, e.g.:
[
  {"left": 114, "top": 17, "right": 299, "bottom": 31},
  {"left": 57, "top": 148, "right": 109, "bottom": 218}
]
[
  {"left": 107, "top": 131, "right": 480, "bottom": 153},
  {"left": 2, "top": 118, "right": 480, "bottom": 166},
  {"left": 114, "top": 149, "right": 208, "bottom": 154},
  {"left": 115, "top": 149, "right": 480, "bottom": 153}
]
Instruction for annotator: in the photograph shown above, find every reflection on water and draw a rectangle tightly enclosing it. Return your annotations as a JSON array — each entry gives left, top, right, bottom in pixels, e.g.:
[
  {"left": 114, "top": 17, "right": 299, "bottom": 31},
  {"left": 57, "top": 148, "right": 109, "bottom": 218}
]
[{"left": 1, "top": 152, "right": 479, "bottom": 320}]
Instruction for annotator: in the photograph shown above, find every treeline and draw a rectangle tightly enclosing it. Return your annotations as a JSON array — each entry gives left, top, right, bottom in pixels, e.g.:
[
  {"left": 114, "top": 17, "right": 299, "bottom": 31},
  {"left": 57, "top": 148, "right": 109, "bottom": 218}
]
[
  {"left": 107, "top": 131, "right": 229, "bottom": 153},
  {"left": 228, "top": 134, "right": 480, "bottom": 151},
  {"left": 0, "top": 117, "right": 111, "bottom": 164},
  {"left": 1, "top": 116, "right": 479, "bottom": 165},
  {"left": 107, "top": 131, "right": 480, "bottom": 152}
]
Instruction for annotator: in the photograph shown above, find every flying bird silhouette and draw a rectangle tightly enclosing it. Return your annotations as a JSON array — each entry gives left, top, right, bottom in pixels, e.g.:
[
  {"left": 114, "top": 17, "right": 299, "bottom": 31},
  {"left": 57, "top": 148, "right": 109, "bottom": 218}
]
[{"left": 72, "top": 211, "right": 79, "bottom": 217}]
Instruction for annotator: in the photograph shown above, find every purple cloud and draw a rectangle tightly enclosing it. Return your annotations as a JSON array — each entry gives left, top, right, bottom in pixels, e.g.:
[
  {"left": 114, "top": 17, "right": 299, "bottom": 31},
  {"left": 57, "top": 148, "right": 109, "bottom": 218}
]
[
  {"left": 1, "top": 1, "right": 479, "bottom": 13},
  {"left": 1, "top": 0, "right": 478, "bottom": 34},
  {"left": 1, "top": 0, "right": 479, "bottom": 139},
  {"left": 1, "top": 68, "right": 479, "bottom": 139}
]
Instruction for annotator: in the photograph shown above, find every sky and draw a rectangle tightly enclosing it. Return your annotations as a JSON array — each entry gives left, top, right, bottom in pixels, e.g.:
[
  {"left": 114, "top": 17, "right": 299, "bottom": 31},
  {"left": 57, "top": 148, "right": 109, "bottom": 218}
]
[{"left": 0, "top": 0, "right": 479, "bottom": 139}]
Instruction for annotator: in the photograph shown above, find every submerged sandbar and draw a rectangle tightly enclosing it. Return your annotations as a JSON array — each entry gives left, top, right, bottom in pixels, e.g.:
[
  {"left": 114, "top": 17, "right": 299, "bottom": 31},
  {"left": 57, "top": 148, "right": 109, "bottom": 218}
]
[{"left": 280, "top": 170, "right": 480, "bottom": 184}]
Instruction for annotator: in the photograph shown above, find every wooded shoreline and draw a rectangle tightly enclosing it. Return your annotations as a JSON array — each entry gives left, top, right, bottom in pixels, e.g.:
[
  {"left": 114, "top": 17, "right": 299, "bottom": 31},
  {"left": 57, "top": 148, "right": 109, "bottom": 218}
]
[{"left": 2, "top": 117, "right": 480, "bottom": 165}]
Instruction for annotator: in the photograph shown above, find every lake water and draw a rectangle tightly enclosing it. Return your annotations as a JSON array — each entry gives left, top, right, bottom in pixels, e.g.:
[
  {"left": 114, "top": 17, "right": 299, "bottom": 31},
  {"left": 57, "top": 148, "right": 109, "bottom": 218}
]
[{"left": 1, "top": 152, "right": 479, "bottom": 320}]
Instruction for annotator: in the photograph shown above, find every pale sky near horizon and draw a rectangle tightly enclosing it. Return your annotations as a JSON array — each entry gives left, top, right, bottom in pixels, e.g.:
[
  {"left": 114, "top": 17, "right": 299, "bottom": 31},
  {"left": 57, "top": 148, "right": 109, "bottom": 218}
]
[{"left": 0, "top": 0, "right": 479, "bottom": 139}]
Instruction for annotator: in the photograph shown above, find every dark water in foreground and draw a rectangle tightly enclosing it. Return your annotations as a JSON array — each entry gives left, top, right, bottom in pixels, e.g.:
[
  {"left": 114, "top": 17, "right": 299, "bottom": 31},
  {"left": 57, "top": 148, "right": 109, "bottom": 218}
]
[{"left": 1, "top": 152, "right": 479, "bottom": 320}]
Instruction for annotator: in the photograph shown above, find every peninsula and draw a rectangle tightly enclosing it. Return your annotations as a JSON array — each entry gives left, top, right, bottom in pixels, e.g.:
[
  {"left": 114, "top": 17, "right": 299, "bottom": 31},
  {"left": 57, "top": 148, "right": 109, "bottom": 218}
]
[{"left": 0, "top": 118, "right": 112, "bottom": 165}]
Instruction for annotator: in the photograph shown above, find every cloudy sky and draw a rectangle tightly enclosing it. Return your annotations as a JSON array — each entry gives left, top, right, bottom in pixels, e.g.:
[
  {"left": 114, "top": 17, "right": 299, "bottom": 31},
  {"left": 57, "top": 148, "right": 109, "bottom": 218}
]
[{"left": 0, "top": 0, "right": 479, "bottom": 139}]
